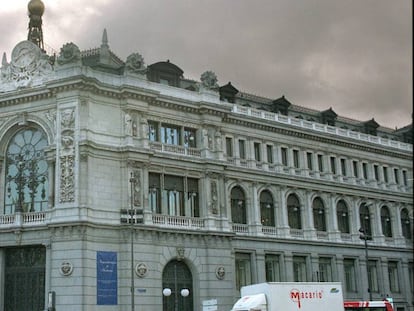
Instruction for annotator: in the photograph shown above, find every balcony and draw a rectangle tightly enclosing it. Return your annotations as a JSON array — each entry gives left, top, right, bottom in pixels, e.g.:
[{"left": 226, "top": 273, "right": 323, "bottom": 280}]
[
  {"left": 152, "top": 214, "right": 205, "bottom": 229},
  {"left": 0, "top": 211, "right": 48, "bottom": 227},
  {"left": 149, "top": 142, "right": 201, "bottom": 157}
]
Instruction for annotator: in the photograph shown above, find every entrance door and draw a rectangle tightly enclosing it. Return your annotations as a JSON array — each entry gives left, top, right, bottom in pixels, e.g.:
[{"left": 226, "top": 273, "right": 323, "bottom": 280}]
[
  {"left": 162, "top": 260, "right": 193, "bottom": 311},
  {"left": 4, "top": 246, "right": 46, "bottom": 311}
]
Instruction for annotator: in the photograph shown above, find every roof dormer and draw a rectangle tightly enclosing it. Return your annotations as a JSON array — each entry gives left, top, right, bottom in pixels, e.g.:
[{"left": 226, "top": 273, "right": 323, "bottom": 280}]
[{"left": 147, "top": 60, "right": 184, "bottom": 87}]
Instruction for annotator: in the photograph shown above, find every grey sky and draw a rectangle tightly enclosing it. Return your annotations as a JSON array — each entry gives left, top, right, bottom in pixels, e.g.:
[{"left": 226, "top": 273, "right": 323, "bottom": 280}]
[{"left": 1, "top": 0, "right": 412, "bottom": 129}]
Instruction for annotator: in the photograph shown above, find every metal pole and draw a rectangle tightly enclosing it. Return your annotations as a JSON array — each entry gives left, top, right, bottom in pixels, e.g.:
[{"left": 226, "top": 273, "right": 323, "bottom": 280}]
[
  {"left": 364, "top": 236, "right": 373, "bottom": 301},
  {"left": 130, "top": 173, "right": 135, "bottom": 311},
  {"left": 174, "top": 264, "right": 178, "bottom": 311}
]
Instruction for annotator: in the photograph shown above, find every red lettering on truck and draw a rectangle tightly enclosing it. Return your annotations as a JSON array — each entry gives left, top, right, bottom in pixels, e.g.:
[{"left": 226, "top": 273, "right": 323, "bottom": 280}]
[{"left": 290, "top": 289, "right": 323, "bottom": 309}]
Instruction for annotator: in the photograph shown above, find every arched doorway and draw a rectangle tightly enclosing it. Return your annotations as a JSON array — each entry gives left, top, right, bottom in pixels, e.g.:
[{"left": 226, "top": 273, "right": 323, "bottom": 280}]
[{"left": 162, "top": 260, "right": 193, "bottom": 311}]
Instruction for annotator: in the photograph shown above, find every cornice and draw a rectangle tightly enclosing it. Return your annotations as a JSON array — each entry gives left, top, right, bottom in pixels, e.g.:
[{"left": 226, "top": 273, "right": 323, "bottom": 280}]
[{"left": 223, "top": 115, "right": 412, "bottom": 160}]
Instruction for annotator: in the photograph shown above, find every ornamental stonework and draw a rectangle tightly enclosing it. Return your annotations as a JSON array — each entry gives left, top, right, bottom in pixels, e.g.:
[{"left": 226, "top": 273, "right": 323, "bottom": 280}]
[
  {"left": 0, "top": 40, "right": 53, "bottom": 91},
  {"left": 59, "top": 108, "right": 76, "bottom": 203}
]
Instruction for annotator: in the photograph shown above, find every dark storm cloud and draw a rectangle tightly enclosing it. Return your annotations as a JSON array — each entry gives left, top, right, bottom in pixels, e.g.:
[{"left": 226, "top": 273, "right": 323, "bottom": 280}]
[{"left": 1, "top": 0, "right": 412, "bottom": 129}]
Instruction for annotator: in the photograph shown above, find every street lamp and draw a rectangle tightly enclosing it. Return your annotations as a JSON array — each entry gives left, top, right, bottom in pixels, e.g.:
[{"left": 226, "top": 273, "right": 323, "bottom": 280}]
[
  {"left": 359, "top": 227, "right": 373, "bottom": 301},
  {"left": 129, "top": 173, "right": 136, "bottom": 311}
]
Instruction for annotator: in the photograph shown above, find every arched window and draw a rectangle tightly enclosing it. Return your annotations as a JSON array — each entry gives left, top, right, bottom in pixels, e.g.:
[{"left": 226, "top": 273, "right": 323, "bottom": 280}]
[
  {"left": 359, "top": 203, "right": 372, "bottom": 236},
  {"left": 231, "top": 186, "right": 246, "bottom": 224},
  {"left": 381, "top": 206, "right": 392, "bottom": 237},
  {"left": 287, "top": 194, "right": 301, "bottom": 229},
  {"left": 260, "top": 190, "right": 274, "bottom": 226},
  {"left": 312, "top": 197, "right": 326, "bottom": 231},
  {"left": 4, "top": 127, "right": 49, "bottom": 214},
  {"left": 337, "top": 200, "right": 350, "bottom": 233},
  {"left": 401, "top": 208, "right": 412, "bottom": 240},
  {"left": 162, "top": 260, "right": 193, "bottom": 311}
]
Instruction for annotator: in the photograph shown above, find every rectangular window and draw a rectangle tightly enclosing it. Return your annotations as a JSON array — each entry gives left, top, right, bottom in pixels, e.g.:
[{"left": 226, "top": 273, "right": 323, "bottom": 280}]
[
  {"left": 293, "top": 150, "right": 300, "bottom": 168},
  {"left": 183, "top": 127, "right": 196, "bottom": 148},
  {"left": 318, "top": 257, "right": 333, "bottom": 282},
  {"left": 149, "top": 173, "right": 199, "bottom": 217},
  {"left": 226, "top": 137, "right": 233, "bottom": 157},
  {"left": 388, "top": 261, "right": 400, "bottom": 293},
  {"left": 383, "top": 167, "right": 388, "bottom": 183},
  {"left": 374, "top": 165, "right": 379, "bottom": 181},
  {"left": 254, "top": 142, "right": 261, "bottom": 162},
  {"left": 352, "top": 160, "right": 359, "bottom": 178},
  {"left": 293, "top": 256, "right": 307, "bottom": 282},
  {"left": 148, "top": 121, "right": 159, "bottom": 142},
  {"left": 394, "top": 168, "right": 399, "bottom": 184},
  {"left": 330, "top": 156, "right": 337, "bottom": 174},
  {"left": 281, "top": 147, "right": 288, "bottom": 166},
  {"left": 149, "top": 173, "right": 161, "bottom": 213},
  {"left": 362, "top": 163, "right": 368, "bottom": 179},
  {"left": 187, "top": 178, "right": 199, "bottom": 217},
  {"left": 161, "top": 124, "right": 180, "bottom": 145},
  {"left": 163, "top": 175, "right": 184, "bottom": 216},
  {"left": 367, "top": 260, "right": 379, "bottom": 293},
  {"left": 343, "top": 258, "right": 357, "bottom": 292},
  {"left": 235, "top": 253, "right": 252, "bottom": 291},
  {"left": 340, "top": 158, "right": 346, "bottom": 176},
  {"left": 307, "top": 152, "right": 313, "bottom": 170},
  {"left": 317, "top": 154, "right": 324, "bottom": 172},
  {"left": 265, "top": 254, "right": 281, "bottom": 282},
  {"left": 239, "top": 140, "right": 246, "bottom": 159},
  {"left": 402, "top": 170, "right": 408, "bottom": 186},
  {"left": 266, "top": 145, "right": 273, "bottom": 164}
]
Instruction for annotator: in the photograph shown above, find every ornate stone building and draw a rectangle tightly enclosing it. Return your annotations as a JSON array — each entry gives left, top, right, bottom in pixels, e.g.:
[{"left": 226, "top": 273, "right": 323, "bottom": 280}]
[{"left": 0, "top": 2, "right": 412, "bottom": 311}]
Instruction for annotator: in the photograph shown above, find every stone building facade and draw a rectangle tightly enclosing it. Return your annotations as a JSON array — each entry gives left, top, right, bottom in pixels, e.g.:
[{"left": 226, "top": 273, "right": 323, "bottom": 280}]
[{"left": 0, "top": 9, "right": 413, "bottom": 311}]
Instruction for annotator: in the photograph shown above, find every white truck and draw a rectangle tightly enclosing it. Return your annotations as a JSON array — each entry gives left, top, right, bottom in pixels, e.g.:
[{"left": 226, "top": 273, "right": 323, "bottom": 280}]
[{"left": 231, "top": 282, "right": 344, "bottom": 311}]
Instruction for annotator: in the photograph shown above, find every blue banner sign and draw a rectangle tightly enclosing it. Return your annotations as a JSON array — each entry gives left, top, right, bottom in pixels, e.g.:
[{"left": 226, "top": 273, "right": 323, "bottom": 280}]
[{"left": 97, "top": 251, "right": 118, "bottom": 305}]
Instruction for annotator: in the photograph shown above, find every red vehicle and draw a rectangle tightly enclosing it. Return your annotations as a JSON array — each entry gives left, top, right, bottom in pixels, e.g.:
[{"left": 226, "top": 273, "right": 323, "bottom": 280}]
[{"left": 344, "top": 300, "right": 394, "bottom": 311}]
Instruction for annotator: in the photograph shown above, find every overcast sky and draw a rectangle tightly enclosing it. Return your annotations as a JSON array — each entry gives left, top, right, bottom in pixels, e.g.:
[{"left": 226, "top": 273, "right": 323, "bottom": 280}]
[{"left": 1, "top": 0, "right": 412, "bottom": 129}]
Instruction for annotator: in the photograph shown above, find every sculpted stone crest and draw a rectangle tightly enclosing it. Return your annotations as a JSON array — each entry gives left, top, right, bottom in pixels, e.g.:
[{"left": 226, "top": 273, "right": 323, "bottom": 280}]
[
  {"left": 57, "top": 42, "right": 81, "bottom": 65},
  {"left": 125, "top": 52, "right": 146, "bottom": 75},
  {"left": 0, "top": 40, "right": 53, "bottom": 90},
  {"left": 200, "top": 70, "right": 219, "bottom": 90}
]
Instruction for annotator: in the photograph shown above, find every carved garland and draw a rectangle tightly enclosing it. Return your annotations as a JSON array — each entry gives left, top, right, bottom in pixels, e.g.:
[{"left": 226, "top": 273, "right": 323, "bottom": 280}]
[{"left": 59, "top": 108, "right": 76, "bottom": 203}]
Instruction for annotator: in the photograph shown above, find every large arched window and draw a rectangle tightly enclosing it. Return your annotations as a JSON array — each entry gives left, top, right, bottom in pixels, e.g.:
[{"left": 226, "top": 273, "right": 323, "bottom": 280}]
[
  {"left": 381, "top": 206, "right": 392, "bottom": 237},
  {"left": 336, "top": 200, "right": 350, "bottom": 233},
  {"left": 260, "top": 190, "right": 274, "bottom": 227},
  {"left": 359, "top": 203, "right": 372, "bottom": 236},
  {"left": 401, "top": 208, "right": 412, "bottom": 240},
  {"left": 231, "top": 186, "right": 246, "bottom": 224},
  {"left": 287, "top": 194, "right": 301, "bottom": 229},
  {"left": 4, "top": 127, "right": 49, "bottom": 214},
  {"left": 312, "top": 197, "right": 326, "bottom": 231}
]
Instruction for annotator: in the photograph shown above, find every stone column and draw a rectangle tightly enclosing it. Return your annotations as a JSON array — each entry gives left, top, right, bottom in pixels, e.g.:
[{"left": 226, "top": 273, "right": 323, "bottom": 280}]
[{"left": 284, "top": 252, "right": 294, "bottom": 282}]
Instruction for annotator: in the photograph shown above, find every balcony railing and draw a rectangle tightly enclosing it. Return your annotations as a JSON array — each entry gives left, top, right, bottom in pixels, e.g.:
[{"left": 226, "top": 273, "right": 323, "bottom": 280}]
[
  {"left": 149, "top": 142, "right": 201, "bottom": 157},
  {"left": 232, "top": 223, "right": 249, "bottom": 234},
  {"left": 0, "top": 211, "right": 47, "bottom": 226},
  {"left": 152, "top": 214, "right": 205, "bottom": 229},
  {"left": 232, "top": 105, "right": 412, "bottom": 152}
]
